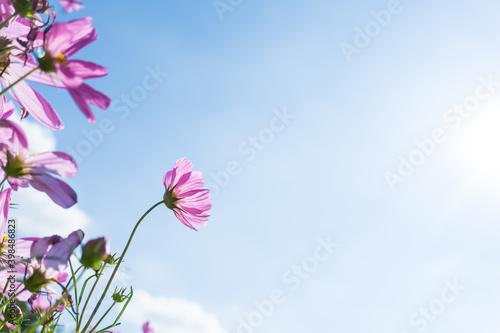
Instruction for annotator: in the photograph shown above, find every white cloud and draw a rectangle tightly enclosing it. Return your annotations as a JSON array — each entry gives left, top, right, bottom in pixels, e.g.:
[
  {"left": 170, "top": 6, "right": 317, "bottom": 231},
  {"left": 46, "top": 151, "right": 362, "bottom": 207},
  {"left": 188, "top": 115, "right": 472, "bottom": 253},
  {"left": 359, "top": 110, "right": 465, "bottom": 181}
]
[
  {"left": 124, "top": 290, "right": 228, "bottom": 333},
  {"left": 10, "top": 187, "right": 91, "bottom": 237},
  {"left": 12, "top": 115, "right": 57, "bottom": 152}
]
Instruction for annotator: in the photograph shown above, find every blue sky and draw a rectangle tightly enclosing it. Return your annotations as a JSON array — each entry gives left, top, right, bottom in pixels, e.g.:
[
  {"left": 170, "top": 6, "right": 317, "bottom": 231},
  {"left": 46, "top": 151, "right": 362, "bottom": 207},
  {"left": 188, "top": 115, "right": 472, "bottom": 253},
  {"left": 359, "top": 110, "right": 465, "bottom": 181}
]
[{"left": 12, "top": 0, "right": 500, "bottom": 331}]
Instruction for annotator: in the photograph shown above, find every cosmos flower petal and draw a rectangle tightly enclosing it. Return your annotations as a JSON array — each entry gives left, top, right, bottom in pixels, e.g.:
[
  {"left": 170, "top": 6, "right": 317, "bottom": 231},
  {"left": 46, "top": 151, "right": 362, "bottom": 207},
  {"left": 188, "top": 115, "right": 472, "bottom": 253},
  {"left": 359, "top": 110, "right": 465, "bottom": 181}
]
[
  {"left": 42, "top": 230, "right": 84, "bottom": 278},
  {"left": 66, "top": 60, "right": 108, "bottom": 80},
  {"left": 68, "top": 83, "right": 111, "bottom": 123},
  {"left": 163, "top": 158, "right": 211, "bottom": 230},
  {"left": 25, "top": 152, "right": 78, "bottom": 178},
  {"left": 29, "top": 174, "right": 77, "bottom": 208},
  {"left": 10, "top": 78, "right": 63, "bottom": 130},
  {"left": 0, "top": 189, "right": 11, "bottom": 237},
  {"left": 58, "top": 0, "right": 84, "bottom": 13}
]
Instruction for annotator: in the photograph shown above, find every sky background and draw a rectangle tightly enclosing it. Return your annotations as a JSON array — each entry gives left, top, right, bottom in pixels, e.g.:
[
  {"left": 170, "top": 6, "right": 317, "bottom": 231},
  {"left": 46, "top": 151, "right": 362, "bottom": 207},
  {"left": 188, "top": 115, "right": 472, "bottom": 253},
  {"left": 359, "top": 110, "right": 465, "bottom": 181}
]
[{"left": 10, "top": 0, "right": 500, "bottom": 332}]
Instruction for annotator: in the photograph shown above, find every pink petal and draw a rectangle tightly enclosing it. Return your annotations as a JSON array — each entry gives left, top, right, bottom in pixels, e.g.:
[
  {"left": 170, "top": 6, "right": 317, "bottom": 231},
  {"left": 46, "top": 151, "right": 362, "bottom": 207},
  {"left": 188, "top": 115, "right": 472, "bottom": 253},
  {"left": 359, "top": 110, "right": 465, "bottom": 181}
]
[
  {"left": 9, "top": 77, "right": 63, "bottom": 130},
  {"left": 43, "top": 230, "right": 84, "bottom": 278},
  {"left": 26, "top": 152, "right": 78, "bottom": 178},
  {"left": 0, "top": 188, "right": 11, "bottom": 237},
  {"left": 68, "top": 83, "right": 111, "bottom": 122},
  {"left": 29, "top": 174, "right": 77, "bottom": 208}
]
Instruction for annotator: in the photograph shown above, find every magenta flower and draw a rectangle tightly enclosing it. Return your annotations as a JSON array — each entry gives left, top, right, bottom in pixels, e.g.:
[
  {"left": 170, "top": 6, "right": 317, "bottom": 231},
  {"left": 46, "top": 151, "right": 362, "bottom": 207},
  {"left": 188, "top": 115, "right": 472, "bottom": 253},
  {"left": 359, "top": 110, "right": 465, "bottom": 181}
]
[
  {"left": 143, "top": 322, "right": 154, "bottom": 333},
  {"left": 36, "top": 17, "right": 110, "bottom": 122},
  {"left": 163, "top": 158, "right": 211, "bottom": 231},
  {"left": 58, "top": 0, "right": 84, "bottom": 12},
  {"left": 0, "top": 143, "right": 78, "bottom": 208},
  {"left": 25, "top": 230, "right": 84, "bottom": 294},
  {"left": 0, "top": 17, "right": 63, "bottom": 130}
]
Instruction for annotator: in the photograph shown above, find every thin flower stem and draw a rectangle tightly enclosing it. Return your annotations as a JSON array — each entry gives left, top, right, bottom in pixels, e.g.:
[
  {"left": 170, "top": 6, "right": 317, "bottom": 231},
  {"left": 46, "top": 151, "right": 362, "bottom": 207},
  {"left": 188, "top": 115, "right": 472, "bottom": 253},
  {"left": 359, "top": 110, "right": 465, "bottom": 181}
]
[
  {"left": 0, "top": 66, "right": 39, "bottom": 97},
  {"left": 69, "top": 260, "right": 79, "bottom": 309},
  {"left": 0, "top": 14, "right": 16, "bottom": 30},
  {"left": 89, "top": 301, "right": 115, "bottom": 333},
  {"left": 80, "top": 201, "right": 164, "bottom": 333},
  {"left": 75, "top": 264, "right": 106, "bottom": 333}
]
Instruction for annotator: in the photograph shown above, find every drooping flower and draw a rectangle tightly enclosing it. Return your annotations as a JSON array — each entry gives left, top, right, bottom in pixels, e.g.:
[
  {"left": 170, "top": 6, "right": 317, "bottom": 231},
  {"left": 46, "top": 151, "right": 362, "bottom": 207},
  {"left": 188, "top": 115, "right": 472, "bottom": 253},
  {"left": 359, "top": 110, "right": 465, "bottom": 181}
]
[
  {"left": 36, "top": 17, "right": 110, "bottom": 122},
  {"left": 24, "top": 230, "right": 84, "bottom": 294},
  {"left": 0, "top": 143, "right": 78, "bottom": 208},
  {"left": 163, "top": 158, "right": 211, "bottom": 231},
  {"left": 58, "top": 0, "right": 84, "bottom": 12}
]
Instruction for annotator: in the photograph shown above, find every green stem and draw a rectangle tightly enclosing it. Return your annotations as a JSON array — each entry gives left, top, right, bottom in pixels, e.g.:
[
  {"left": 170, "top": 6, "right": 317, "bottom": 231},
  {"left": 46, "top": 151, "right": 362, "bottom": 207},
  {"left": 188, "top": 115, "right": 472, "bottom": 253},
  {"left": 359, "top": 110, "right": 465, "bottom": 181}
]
[
  {"left": 89, "top": 302, "right": 115, "bottom": 333},
  {"left": 75, "top": 265, "right": 106, "bottom": 333},
  {"left": 80, "top": 201, "right": 163, "bottom": 333},
  {"left": 0, "top": 66, "right": 39, "bottom": 97},
  {"left": 69, "top": 260, "right": 79, "bottom": 307},
  {"left": 0, "top": 14, "right": 16, "bottom": 31}
]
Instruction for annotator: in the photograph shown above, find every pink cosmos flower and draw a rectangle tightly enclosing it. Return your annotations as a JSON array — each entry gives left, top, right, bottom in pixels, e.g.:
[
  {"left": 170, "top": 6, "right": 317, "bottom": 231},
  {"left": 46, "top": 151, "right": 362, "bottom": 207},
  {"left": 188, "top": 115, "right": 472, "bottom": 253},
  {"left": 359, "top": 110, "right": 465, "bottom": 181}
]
[
  {"left": 163, "top": 158, "right": 211, "bottom": 231},
  {"left": 35, "top": 17, "right": 110, "bottom": 122},
  {"left": 24, "top": 230, "right": 84, "bottom": 295},
  {"left": 143, "top": 322, "right": 154, "bottom": 333},
  {"left": 0, "top": 17, "right": 63, "bottom": 129},
  {"left": 0, "top": 140, "right": 78, "bottom": 208},
  {"left": 58, "top": 0, "right": 84, "bottom": 12},
  {"left": 21, "top": 230, "right": 83, "bottom": 317}
]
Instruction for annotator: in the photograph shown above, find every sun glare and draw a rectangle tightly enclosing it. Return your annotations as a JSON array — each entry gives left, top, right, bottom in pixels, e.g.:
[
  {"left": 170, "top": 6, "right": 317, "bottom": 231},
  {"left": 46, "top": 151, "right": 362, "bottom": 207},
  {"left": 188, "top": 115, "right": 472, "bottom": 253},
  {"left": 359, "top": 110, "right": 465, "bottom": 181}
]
[{"left": 453, "top": 106, "right": 500, "bottom": 181}]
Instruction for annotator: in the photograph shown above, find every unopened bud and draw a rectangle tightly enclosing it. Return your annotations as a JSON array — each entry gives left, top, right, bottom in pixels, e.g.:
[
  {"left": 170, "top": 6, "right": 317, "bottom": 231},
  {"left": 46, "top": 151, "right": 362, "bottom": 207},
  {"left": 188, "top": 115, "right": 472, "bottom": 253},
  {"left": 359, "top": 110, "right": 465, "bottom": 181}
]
[
  {"left": 111, "top": 287, "right": 129, "bottom": 303},
  {"left": 80, "top": 237, "right": 109, "bottom": 270}
]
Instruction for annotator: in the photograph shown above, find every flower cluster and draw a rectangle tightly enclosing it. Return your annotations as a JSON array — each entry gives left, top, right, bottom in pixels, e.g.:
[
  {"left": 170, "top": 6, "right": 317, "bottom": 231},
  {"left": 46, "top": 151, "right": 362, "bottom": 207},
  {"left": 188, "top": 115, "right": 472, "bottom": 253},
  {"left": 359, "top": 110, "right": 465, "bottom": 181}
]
[{"left": 0, "top": 0, "right": 212, "bottom": 331}]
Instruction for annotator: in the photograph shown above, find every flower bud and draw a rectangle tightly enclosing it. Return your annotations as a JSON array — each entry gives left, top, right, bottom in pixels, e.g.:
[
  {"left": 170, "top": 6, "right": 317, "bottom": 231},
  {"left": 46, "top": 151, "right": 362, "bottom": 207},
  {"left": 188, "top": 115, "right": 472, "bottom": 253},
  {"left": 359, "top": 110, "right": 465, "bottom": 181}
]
[
  {"left": 80, "top": 237, "right": 109, "bottom": 271},
  {"left": 104, "top": 253, "right": 117, "bottom": 265},
  {"left": 111, "top": 287, "right": 129, "bottom": 303}
]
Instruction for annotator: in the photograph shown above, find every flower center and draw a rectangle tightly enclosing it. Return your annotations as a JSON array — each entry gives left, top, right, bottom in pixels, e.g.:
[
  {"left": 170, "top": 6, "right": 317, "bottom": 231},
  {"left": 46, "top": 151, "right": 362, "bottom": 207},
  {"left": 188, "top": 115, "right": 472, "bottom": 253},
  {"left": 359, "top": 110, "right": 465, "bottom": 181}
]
[
  {"left": 163, "top": 188, "right": 180, "bottom": 209},
  {"left": 3, "top": 151, "right": 27, "bottom": 178},
  {"left": 55, "top": 53, "right": 68, "bottom": 66}
]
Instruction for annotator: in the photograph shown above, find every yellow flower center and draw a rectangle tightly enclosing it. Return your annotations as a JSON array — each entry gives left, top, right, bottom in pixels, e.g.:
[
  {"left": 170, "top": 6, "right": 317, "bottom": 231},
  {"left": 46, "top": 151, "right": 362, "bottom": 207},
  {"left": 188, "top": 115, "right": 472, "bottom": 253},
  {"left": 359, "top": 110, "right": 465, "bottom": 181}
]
[
  {"left": 55, "top": 53, "right": 68, "bottom": 66},
  {"left": 3, "top": 152, "right": 27, "bottom": 178}
]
